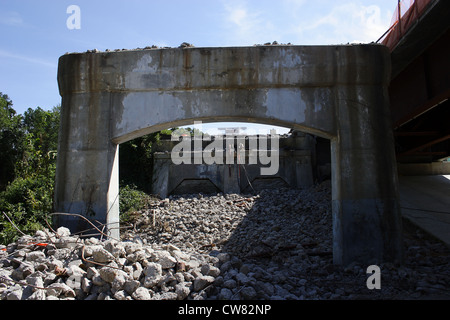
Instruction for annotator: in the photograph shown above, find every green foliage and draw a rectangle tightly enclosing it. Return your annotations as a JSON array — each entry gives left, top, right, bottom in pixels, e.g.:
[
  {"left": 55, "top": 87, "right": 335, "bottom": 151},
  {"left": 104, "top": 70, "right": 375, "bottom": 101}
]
[
  {"left": 170, "top": 126, "right": 210, "bottom": 139},
  {"left": 119, "top": 126, "right": 208, "bottom": 193},
  {"left": 0, "top": 92, "right": 178, "bottom": 245},
  {"left": 0, "top": 175, "right": 53, "bottom": 244},
  {"left": 0, "top": 93, "right": 25, "bottom": 189},
  {"left": 119, "top": 184, "right": 153, "bottom": 223},
  {"left": 119, "top": 132, "right": 163, "bottom": 193},
  {"left": 0, "top": 93, "right": 60, "bottom": 245},
  {"left": 16, "top": 106, "right": 60, "bottom": 178}
]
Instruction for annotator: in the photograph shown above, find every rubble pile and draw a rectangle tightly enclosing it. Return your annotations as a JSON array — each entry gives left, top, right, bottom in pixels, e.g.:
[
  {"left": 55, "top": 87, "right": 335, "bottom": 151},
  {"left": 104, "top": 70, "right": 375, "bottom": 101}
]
[
  {"left": 0, "top": 227, "right": 222, "bottom": 300},
  {"left": 1, "top": 181, "right": 450, "bottom": 300}
]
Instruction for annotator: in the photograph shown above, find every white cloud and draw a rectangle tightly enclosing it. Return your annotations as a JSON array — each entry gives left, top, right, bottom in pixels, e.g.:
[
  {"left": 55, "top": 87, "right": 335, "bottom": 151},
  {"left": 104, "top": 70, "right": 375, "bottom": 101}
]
[
  {"left": 0, "top": 50, "right": 57, "bottom": 69},
  {"left": 281, "top": 0, "right": 307, "bottom": 17},
  {"left": 221, "top": 0, "right": 277, "bottom": 46},
  {"left": 0, "top": 11, "right": 24, "bottom": 27},
  {"left": 296, "top": 3, "right": 392, "bottom": 44},
  {"left": 220, "top": 1, "right": 392, "bottom": 46},
  {"left": 223, "top": 1, "right": 260, "bottom": 39},
  {"left": 227, "top": 6, "right": 249, "bottom": 27}
]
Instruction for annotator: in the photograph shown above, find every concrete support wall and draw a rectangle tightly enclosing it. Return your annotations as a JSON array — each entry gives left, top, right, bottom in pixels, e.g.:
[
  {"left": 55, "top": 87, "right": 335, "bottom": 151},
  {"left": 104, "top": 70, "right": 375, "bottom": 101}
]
[
  {"left": 54, "top": 92, "right": 120, "bottom": 238},
  {"left": 150, "top": 132, "right": 315, "bottom": 197},
  {"left": 398, "top": 162, "right": 450, "bottom": 175},
  {"left": 56, "top": 44, "right": 402, "bottom": 265},
  {"left": 151, "top": 149, "right": 313, "bottom": 198},
  {"left": 331, "top": 84, "right": 402, "bottom": 264}
]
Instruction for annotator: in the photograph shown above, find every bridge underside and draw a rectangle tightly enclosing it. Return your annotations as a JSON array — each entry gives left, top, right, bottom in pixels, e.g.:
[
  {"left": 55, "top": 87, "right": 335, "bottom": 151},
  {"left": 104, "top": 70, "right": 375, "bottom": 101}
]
[{"left": 387, "top": 0, "right": 450, "bottom": 164}]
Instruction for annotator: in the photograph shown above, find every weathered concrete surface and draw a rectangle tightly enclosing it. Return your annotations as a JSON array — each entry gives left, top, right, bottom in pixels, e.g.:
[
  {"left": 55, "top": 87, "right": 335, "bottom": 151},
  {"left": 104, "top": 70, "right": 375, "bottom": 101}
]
[
  {"left": 55, "top": 44, "right": 402, "bottom": 265},
  {"left": 152, "top": 149, "right": 313, "bottom": 198},
  {"left": 151, "top": 131, "right": 315, "bottom": 197}
]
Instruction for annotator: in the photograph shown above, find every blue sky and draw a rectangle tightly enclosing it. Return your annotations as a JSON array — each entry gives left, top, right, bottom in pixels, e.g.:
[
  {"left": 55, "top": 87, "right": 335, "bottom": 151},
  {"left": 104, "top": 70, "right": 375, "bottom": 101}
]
[{"left": 0, "top": 0, "right": 396, "bottom": 134}]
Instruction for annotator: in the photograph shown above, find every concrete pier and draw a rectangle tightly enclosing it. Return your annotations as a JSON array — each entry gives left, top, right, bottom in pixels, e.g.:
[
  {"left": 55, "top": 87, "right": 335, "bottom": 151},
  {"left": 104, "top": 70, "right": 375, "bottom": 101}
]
[{"left": 55, "top": 44, "right": 402, "bottom": 265}]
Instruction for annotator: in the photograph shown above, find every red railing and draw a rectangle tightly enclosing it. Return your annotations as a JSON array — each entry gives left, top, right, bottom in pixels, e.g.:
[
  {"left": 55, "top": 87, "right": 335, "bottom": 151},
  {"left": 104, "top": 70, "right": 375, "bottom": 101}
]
[{"left": 378, "top": 0, "right": 434, "bottom": 51}]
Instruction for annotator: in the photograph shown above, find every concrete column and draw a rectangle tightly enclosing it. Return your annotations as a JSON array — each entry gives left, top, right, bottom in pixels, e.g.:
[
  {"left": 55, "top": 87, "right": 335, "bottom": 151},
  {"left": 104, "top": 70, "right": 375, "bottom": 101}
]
[
  {"left": 151, "top": 153, "right": 171, "bottom": 199},
  {"left": 294, "top": 151, "right": 314, "bottom": 188},
  {"left": 54, "top": 92, "right": 120, "bottom": 239},
  {"left": 223, "top": 164, "right": 241, "bottom": 194},
  {"left": 331, "top": 84, "right": 403, "bottom": 265}
]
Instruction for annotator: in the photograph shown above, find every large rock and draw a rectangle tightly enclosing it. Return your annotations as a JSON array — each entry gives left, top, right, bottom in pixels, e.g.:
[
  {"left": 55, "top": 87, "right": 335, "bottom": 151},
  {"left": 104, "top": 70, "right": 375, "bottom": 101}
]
[
  {"left": 132, "top": 287, "right": 151, "bottom": 300},
  {"left": 155, "top": 251, "right": 177, "bottom": 269},
  {"left": 143, "top": 262, "right": 162, "bottom": 288},
  {"left": 193, "top": 275, "right": 215, "bottom": 292},
  {"left": 92, "top": 247, "right": 115, "bottom": 263}
]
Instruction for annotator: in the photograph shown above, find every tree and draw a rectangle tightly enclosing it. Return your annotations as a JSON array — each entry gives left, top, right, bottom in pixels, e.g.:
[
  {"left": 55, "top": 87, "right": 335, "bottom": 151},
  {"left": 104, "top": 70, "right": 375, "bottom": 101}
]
[
  {"left": 0, "top": 94, "right": 185, "bottom": 244},
  {"left": 119, "top": 129, "right": 176, "bottom": 193},
  {"left": 0, "top": 97, "right": 61, "bottom": 244},
  {"left": 17, "top": 106, "right": 60, "bottom": 178},
  {"left": 0, "top": 93, "right": 24, "bottom": 190},
  {"left": 119, "top": 132, "right": 161, "bottom": 193}
]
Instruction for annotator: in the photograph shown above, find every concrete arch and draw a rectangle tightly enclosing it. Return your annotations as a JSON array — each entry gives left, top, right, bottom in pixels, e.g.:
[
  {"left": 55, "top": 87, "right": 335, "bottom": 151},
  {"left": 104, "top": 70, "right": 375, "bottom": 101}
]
[
  {"left": 110, "top": 86, "right": 335, "bottom": 144},
  {"left": 55, "top": 45, "right": 402, "bottom": 265}
]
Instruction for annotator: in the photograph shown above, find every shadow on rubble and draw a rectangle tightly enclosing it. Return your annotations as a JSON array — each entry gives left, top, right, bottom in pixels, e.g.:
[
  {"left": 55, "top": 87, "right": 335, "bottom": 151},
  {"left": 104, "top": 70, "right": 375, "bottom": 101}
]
[
  {"left": 203, "top": 181, "right": 450, "bottom": 300},
  {"left": 216, "top": 181, "right": 334, "bottom": 266}
]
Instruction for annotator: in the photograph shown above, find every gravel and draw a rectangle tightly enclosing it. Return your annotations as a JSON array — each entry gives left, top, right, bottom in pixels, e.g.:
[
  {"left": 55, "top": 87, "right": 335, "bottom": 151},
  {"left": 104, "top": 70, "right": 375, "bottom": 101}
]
[{"left": 1, "top": 181, "right": 450, "bottom": 300}]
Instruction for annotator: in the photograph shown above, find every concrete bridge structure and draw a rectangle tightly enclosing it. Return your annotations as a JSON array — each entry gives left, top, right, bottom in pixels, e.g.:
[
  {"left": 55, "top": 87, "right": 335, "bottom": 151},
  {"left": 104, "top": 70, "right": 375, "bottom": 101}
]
[
  {"left": 55, "top": 44, "right": 402, "bottom": 265},
  {"left": 150, "top": 130, "right": 318, "bottom": 198}
]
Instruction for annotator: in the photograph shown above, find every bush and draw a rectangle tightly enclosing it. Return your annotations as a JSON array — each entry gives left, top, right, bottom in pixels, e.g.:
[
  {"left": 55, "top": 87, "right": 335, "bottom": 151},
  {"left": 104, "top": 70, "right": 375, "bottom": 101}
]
[
  {"left": 0, "top": 98, "right": 59, "bottom": 245},
  {"left": 0, "top": 174, "right": 53, "bottom": 244},
  {"left": 0, "top": 93, "right": 171, "bottom": 244},
  {"left": 119, "top": 184, "right": 153, "bottom": 223}
]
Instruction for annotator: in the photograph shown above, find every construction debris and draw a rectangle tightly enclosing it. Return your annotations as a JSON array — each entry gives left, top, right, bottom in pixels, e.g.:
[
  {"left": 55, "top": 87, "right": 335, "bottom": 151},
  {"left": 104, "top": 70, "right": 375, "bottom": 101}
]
[{"left": 1, "top": 182, "right": 450, "bottom": 300}]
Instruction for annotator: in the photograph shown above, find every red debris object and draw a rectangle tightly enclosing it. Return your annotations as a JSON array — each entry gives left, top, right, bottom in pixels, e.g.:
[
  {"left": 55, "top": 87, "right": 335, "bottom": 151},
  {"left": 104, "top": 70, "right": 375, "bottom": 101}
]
[{"left": 27, "top": 242, "right": 49, "bottom": 247}]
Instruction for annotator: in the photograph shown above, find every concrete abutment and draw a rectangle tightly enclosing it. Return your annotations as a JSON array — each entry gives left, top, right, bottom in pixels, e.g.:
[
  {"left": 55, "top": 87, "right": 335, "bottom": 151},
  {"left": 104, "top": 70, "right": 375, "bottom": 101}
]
[{"left": 55, "top": 44, "right": 402, "bottom": 265}]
